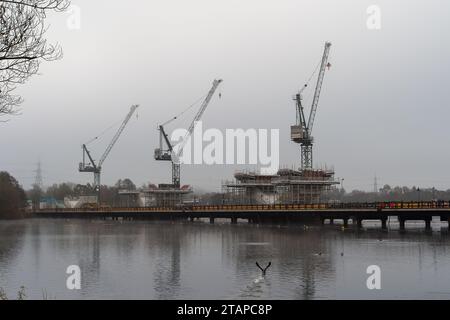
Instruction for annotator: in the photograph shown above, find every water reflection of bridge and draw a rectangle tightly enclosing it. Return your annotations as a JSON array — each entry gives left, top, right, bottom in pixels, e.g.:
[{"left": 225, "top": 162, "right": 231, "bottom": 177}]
[{"left": 36, "top": 201, "right": 450, "bottom": 231}]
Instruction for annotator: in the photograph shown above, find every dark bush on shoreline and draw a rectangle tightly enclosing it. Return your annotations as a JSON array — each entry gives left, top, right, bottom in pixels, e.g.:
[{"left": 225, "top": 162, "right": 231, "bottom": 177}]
[{"left": 0, "top": 171, "right": 27, "bottom": 219}]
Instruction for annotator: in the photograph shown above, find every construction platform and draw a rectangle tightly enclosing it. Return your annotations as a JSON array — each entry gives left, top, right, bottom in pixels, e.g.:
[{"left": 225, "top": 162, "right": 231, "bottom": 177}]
[
  {"left": 118, "top": 184, "right": 192, "bottom": 207},
  {"left": 33, "top": 201, "right": 450, "bottom": 231},
  {"left": 222, "top": 168, "right": 339, "bottom": 205}
]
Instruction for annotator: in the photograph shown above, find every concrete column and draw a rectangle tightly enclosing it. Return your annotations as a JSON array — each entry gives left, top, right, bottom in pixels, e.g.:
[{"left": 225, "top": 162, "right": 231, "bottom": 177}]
[
  {"left": 357, "top": 219, "right": 363, "bottom": 229},
  {"left": 399, "top": 218, "right": 406, "bottom": 231},
  {"left": 343, "top": 219, "right": 348, "bottom": 227},
  {"left": 425, "top": 219, "right": 431, "bottom": 230},
  {"left": 209, "top": 217, "right": 215, "bottom": 224},
  {"left": 381, "top": 218, "right": 387, "bottom": 230}
]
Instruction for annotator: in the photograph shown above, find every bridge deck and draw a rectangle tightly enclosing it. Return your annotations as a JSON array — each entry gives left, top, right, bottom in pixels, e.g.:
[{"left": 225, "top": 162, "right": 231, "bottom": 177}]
[{"left": 33, "top": 201, "right": 450, "bottom": 231}]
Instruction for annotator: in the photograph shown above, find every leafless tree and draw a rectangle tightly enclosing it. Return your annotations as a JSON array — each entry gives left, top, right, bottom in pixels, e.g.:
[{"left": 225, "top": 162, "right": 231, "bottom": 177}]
[{"left": 0, "top": 0, "right": 69, "bottom": 119}]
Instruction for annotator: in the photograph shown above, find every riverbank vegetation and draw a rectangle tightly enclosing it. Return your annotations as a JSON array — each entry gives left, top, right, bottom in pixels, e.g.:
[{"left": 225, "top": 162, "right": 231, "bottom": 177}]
[
  {"left": 0, "top": 172, "right": 27, "bottom": 219},
  {"left": 0, "top": 286, "right": 27, "bottom": 300}
]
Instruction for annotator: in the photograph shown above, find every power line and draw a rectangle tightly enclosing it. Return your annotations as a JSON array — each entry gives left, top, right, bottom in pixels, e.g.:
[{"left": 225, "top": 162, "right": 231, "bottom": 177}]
[{"left": 33, "top": 160, "right": 43, "bottom": 190}]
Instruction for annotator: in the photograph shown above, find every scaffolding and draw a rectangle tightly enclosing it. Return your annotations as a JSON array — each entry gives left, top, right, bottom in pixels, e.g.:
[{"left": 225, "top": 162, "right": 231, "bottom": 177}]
[
  {"left": 119, "top": 184, "right": 192, "bottom": 208},
  {"left": 222, "top": 167, "right": 339, "bottom": 205}
]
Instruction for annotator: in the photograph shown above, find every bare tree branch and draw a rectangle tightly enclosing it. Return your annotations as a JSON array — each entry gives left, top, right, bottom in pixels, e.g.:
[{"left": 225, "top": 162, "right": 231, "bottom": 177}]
[{"left": 0, "top": 0, "right": 69, "bottom": 118}]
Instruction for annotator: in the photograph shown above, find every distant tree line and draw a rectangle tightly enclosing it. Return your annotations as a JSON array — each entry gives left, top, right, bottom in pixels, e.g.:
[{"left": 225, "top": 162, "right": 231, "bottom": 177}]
[
  {"left": 3, "top": 168, "right": 450, "bottom": 219},
  {"left": 32, "top": 182, "right": 450, "bottom": 207},
  {"left": 327, "top": 185, "right": 445, "bottom": 203},
  {"left": 1, "top": 171, "right": 141, "bottom": 219},
  {"left": 27, "top": 178, "right": 138, "bottom": 207},
  {"left": 199, "top": 185, "right": 450, "bottom": 205}
]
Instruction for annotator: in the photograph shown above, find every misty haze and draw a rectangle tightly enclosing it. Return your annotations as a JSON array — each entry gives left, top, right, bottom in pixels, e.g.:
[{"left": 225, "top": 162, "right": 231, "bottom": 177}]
[{"left": 1, "top": 0, "right": 450, "bottom": 304}]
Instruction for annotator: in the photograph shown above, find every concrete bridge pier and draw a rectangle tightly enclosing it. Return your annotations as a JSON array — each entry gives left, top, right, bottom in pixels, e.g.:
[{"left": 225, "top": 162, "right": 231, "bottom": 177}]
[
  {"left": 399, "top": 218, "right": 406, "bottom": 231},
  {"left": 381, "top": 218, "right": 387, "bottom": 230},
  {"left": 356, "top": 218, "right": 363, "bottom": 229},
  {"left": 425, "top": 218, "right": 432, "bottom": 230}
]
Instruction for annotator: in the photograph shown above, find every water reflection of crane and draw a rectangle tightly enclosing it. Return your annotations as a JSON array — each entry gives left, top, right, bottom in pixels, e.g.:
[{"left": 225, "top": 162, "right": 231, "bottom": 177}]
[
  {"left": 298, "top": 254, "right": 316, "bottom": 299},
  {"left": 152, "top": 228, "right": 181, "bottom": 299},
  {"left": 75, "top": 224, "right": 102, "bottom": 297}
]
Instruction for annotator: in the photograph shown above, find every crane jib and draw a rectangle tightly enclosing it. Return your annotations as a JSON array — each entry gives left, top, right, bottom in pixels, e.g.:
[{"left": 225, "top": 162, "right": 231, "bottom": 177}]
[
  {"left": 154, "top": 79, "right": 223, "bottom": 188},
  {"left": 98, "top": 105, "right": 139, "bottom": 167},
  {"left": 177, "top": 79, "right": 223, "bottom": 158},
  {"left": 307, "top": 42, "right": 331, "bottom": 135}
]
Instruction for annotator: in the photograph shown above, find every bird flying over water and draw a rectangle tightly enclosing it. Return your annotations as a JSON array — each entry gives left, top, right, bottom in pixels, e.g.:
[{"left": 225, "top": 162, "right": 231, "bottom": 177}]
[{"left": 256, "top": 261, "right": 271, "bottom": 275}]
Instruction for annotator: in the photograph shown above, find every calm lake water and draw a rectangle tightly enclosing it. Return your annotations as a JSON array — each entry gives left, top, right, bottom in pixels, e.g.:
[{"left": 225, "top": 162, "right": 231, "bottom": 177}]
[{"left": 1, "top": 218, "right": 450, "bottom": 299}]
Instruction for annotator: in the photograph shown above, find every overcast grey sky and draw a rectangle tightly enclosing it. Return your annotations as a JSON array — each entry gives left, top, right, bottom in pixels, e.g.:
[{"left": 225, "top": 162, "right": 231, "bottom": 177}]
[{"left": 1, "top": 0, "right": 450, "bottom": 192}]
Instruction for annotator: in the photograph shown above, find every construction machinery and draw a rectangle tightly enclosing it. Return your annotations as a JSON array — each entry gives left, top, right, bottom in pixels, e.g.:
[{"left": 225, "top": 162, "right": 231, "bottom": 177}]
[
  {"left": 154, "top": 79, "right": 222, "bottom": 188},
  {"left": 223, "top": 42, "right": 338, "bottom": 205},
  {"left": 79, "top": 104, "right": 139, "bottom": 192},
  {"left": 291, "top": 42, "right": 331, "bottom": 169}
]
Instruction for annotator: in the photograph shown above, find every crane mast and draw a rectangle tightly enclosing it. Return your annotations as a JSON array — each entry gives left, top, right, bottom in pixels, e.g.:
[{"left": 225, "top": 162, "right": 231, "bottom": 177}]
[
  {"left": 154, "top": 79, "right": 222, "bottom": 188},
  {"left": 291, "top": 42, "right": 331, "bottom": 169},
  {"left": 79, "top": 104, "right": 139, "bottom": 191}
]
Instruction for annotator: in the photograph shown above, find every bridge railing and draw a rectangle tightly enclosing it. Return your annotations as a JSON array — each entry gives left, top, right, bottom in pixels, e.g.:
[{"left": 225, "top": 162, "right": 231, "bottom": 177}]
[{"left": 33, "top": 201, "right": 450, "bottom": 214}]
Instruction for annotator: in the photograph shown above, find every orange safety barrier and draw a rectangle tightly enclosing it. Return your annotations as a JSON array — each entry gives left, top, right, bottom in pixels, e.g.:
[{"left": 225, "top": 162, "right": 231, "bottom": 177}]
[{"left": 34, "top": 201, "right": 450, "bottom": 214}]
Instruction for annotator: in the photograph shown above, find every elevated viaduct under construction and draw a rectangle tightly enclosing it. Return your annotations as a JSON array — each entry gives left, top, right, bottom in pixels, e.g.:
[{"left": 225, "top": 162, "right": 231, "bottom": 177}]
[{"left": 35, "top": 201, "right": 450, "bottom": 232}]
